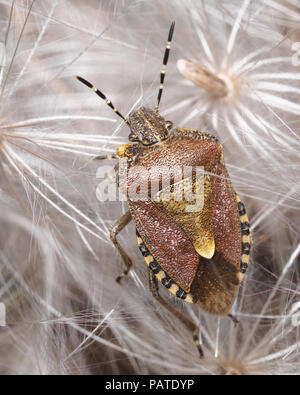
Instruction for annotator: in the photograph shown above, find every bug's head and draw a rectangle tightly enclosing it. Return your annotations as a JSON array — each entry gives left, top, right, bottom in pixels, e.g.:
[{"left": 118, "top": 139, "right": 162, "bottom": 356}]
[{"left": 128, "top": 107, "right": 172, "bottom": 145}]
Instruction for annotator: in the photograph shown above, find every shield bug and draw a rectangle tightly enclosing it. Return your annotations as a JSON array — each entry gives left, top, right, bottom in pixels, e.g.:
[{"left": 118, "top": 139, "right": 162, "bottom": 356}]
[{"left": 76, "top": 21, "right": 251, "bottom": 357}]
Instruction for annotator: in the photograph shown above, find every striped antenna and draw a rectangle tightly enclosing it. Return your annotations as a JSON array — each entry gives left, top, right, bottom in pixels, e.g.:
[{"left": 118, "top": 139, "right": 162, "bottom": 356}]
[
  {"left": 76, "top": 76, "right": 130, "bottom": 125},
  {"left": 156, "top": 21, "right": 175, "bottom": 110}
]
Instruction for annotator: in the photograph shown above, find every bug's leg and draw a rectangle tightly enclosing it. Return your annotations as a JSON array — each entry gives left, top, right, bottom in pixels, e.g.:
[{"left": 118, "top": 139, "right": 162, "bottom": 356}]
[
  {"left": 228, "top": 313, "right": 239, "bottom": 327},
  {"left": 93, "top": 153, "right": 118, "bottom": 161},
  {"left": 110, "top": 211, "right": 133, "bottom": 283},
  {"left": 148, "top": 269, "right": 203, "bottom": 358}
]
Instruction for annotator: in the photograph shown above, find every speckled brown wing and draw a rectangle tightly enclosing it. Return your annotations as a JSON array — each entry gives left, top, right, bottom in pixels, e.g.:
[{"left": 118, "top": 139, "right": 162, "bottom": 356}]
[
  {"left": 212, "top": 162, "right": 242, "bottom": 269},
  {"left": 129, "top": 199, "right": 199, "bottom": 293}
]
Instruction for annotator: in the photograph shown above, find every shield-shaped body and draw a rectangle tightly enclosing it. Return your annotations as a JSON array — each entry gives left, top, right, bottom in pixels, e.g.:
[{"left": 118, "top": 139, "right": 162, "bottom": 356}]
[{"left": 117, "top": 126, "right": 251, "bottom": 316}]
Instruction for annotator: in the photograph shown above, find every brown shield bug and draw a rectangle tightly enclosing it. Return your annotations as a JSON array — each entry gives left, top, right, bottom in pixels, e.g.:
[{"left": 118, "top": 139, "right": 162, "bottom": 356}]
[{"left": 76, "top": 21, "right": 251, "bottom": 358}]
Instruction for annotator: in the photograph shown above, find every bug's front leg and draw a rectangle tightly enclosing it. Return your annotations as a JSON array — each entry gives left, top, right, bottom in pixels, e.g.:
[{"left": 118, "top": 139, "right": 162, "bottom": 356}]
[
  {"left": 93, "top": 153, "right": 118, "bottom": 161},
  {"left": 110, "top": 210, "right": 133, "bottom": 283},
  {"left": 148, "top": 270, "right": 204, "bottom": 358}
]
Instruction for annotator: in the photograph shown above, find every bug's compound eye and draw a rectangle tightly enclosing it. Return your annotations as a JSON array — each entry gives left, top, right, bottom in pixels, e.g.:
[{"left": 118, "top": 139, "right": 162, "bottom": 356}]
[
  {"left": 165, "top": 121, "right": 173, "bottom": 130},
  {"left": 128, "top": 131, "right": 138, "bottom": 142}
]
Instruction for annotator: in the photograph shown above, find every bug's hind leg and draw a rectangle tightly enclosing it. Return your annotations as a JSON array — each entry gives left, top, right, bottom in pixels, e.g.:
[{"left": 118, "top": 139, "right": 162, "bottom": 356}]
[
  {"left": 228, "top": 313, "right": 239, "bottom": 327},
  {"left": 148, "top": 270, "right": 203, "bottom": 358},
  {"left": 110, "top": 210, "right": 133, "bottom": 283}
]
